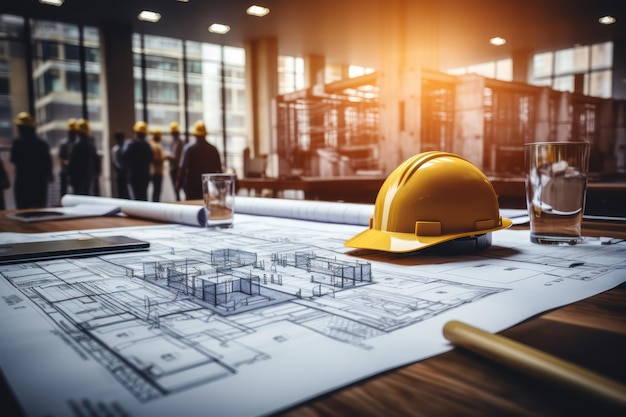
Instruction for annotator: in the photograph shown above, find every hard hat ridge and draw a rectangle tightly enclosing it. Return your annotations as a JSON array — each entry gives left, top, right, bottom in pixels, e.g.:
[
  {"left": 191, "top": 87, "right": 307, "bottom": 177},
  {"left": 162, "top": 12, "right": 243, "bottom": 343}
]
[
  {"left": 15, "top": 111, "right": 35, "bottom": 128},
  {"left": 67, "top": 118, "right": 78, "bottom": 132},
  {"left": 133, "top": 121, "right": 148, "bottom": 135},
  {"left": 192, "top": 120, "right": 208, "bottom": 136},
  {"left": 76, "top": 118, "right": 91, "bottom": 135}
]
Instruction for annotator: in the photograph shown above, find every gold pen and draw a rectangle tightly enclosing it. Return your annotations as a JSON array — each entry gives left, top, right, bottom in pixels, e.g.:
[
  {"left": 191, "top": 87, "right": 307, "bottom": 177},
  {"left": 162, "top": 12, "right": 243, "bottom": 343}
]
[{"left": 443, "top": 320, "right": 626, "bottom": 407}]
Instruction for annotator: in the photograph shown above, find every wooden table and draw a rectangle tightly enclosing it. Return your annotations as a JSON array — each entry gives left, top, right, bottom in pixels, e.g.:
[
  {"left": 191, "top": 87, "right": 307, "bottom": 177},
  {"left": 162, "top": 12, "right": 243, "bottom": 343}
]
[{"left": 1, "top": 209, "right": 625, "bottom": 417}]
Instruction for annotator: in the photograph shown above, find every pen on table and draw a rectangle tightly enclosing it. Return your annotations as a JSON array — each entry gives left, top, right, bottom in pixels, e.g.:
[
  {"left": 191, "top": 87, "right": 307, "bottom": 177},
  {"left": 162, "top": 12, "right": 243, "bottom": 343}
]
[{"left": 443, "top": 320, "right": 626, "bottom": 408}]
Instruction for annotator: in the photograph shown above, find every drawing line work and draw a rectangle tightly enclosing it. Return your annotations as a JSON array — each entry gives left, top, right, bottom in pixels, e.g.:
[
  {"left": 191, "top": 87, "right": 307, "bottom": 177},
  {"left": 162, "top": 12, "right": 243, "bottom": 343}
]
[
  {"left": 0, "top": 224, "right": 508, "bottom": 402},
  {"left": 1, "top": 218, "right": 624, "bottom": 417}
]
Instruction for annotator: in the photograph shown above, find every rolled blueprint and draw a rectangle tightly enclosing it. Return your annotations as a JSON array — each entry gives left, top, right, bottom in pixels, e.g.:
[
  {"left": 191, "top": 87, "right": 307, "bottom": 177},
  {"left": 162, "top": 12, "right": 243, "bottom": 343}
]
[
  {"left": 61, "top": 194, "right": 374, "bottom": 227},
  {"left": 61, "top": 194, "right": 206, "bottom": 227}
]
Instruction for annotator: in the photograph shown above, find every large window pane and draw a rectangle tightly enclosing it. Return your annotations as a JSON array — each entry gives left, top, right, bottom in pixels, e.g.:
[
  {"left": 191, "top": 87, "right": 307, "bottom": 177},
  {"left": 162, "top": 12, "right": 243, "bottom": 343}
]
[
  {"left": 278, "top": 56, "right": 304, "bottom": 94},
  {"left": 587, "top": 70, "right": 612, "bottom": 98},
  {"left": 532, "top": 42, "right": 613, "bottom": 98},
  {"left": 223, "top": 46, "right": 246, "bottom": 175},
  {"left": 553, "top": 75, "right": 574, "bottom": 92},
  {"left": 134, "top": 34, "right": 185, "bottom": 136},
  {"left": 496, "top": 59, "right": 513, "bottom": 81},
  {"left": 198, "top": 42, "right": 222, "bottom": 145},
  {"left": 31, "top": 19, "right": 103, "bottom": 205},
  {"left": 533, "top": 52, "right": 553, "bottom": 78},
  {"left": 555, "top": 46, "right": 589, "bottom": 75},
  {"left": 468, "top": 62, "right": 496, "bottom": 78},
  {"left": 0, "top": 15, "right": 28, "bottom": 210},
  {"left": 591, "top": 42, "right": 612, "bottom": 70}
]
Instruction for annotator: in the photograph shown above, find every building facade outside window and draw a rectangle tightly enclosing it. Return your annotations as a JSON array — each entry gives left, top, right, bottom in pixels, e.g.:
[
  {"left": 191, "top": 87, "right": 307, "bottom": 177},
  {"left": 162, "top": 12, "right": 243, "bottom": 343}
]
[
  {"left": 531, "top": 42, "right": 613, "bottom": 98},
  {"left": 133, "top": 35, "right": 247, "bottom": 178}
]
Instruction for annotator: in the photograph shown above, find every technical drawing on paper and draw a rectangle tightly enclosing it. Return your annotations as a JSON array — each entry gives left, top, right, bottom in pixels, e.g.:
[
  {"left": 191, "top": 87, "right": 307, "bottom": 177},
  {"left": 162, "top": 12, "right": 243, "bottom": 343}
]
[{"left": 3, "top": 220, "right": 621, "bottom": 405}]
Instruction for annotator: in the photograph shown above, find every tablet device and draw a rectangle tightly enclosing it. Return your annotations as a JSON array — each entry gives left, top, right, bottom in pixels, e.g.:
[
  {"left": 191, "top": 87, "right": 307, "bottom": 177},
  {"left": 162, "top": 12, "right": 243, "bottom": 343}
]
[{"left": 0, "top": 235, "right": 150, "bottom": 265}]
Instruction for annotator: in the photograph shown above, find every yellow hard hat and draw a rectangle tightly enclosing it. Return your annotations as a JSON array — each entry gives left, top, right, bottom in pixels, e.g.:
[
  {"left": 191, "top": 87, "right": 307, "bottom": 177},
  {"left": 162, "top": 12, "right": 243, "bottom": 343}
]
[
  {"left": 152, "top": 128, "right": 162, "bottom": 140},
  {"left": 133, "top": 121, "right": 148, "bottom": 135},
  {"left": 15, "top": 111, "right": 35, "bottom": 127},
  {"left": 170, "top": 121, "right": 180, "bottom": 133},
  {"left": 76, "top": 118, "right": 91, "bottom": 135},
  {"left": 67, "top": 118, "right": 77, "bottom": 131},
  {"left": 345, "top": 151, "right": 512, "bottom": 253},
  {"left": 192, "top": 120, "right": 208, "bottom": 136}
]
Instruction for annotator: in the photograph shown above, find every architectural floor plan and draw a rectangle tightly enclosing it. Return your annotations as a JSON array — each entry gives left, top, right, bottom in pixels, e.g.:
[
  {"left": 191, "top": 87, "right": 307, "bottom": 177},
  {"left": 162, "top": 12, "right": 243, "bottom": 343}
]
[{"left": 0, "top": 213, "right": 624, "bottom": 417}]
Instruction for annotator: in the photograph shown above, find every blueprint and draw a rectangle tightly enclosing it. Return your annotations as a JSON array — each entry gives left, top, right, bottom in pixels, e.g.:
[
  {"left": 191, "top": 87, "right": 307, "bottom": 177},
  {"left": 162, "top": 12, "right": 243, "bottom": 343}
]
[{"left": 0, "top": 213, "right": 625, "bottom": 417}]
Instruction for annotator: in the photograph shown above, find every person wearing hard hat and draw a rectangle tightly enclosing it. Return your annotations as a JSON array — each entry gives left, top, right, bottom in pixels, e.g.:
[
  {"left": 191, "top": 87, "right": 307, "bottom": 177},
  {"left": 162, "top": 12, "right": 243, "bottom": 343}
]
[
  {"left": 123, "top": 121, "right": 154, "bottom": 201},
  {"left": 167, "top": 121, "right": 184, "bottom": 200},
  {"left": 9, "top": 111, "right": 53, "bottom": 209},
  {"left": 58, "top": 118, "right": 78, "bottom": 198},
  {"left": 150, "top": 128, "right": 165, "bottom": 202},
  {"left": 176, "top": 120, "right": 222, "bottom": 200},
  {"left": 68, "top": 119, "right": 99, "bottom": 195}
]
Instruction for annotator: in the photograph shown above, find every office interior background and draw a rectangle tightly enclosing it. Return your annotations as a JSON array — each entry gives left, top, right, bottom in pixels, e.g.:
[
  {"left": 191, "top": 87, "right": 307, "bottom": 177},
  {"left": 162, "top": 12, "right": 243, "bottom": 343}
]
[{"left": 0, "top": 0, "right": 624, "bottom": 210}]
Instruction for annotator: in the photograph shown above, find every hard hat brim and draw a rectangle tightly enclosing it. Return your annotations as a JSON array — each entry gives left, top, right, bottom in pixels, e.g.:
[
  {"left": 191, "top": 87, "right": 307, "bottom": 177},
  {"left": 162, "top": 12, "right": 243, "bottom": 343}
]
[{"left": 344, "top": 217, "right": 513, "bottom": 253}]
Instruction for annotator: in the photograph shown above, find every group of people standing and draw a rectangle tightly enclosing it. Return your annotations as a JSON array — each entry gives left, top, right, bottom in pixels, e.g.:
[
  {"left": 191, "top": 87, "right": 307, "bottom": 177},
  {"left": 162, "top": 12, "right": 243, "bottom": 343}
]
[
  {"left": 3, "top": 111, "right": 223, "bottom": 210},
  {"left": 112, "top": 119, "right": 223, "bottom": 202}
]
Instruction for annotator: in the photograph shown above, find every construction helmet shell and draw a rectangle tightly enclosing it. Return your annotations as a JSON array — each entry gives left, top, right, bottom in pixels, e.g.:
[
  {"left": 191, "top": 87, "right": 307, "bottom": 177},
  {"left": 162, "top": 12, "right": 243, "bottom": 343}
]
[
  {"left": 152, "top": 128, "right": 162, "bottom": 141},
  {"left": 67, "top": 118, "right": 78, "bottom": 131},
  {"left": 345, "top": 151, "right": 512, "bottom": 253},
  {"left": 133, "top": 121, "right": 148, "bottom": 135},
  {"left": 76, "top": 118, "right": 91, "bottom": 135},
  {"left": 15, "top": 111, "right": 35, "bottom": 128},
  {"left": 170, "top": 121, "right": 180, "bottom": 133},
  {"left": 192, "top": 120, "right": 208, "bottom": 136}
]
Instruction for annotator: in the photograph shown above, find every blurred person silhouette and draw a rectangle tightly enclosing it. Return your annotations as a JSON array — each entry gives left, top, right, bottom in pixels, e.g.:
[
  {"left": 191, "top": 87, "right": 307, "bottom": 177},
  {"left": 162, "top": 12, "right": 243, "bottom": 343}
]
[
  {"left": 68, "top": 119, "right": 99, "bottom": 195},
  {"left": 10, "top": 112, "right": 53, "bottom": 209},
  {"left": 111, "top": 131, "right": 129, "bottom": 199},
  {"left": 0, "top": 157, "right": 9, "bottom": 210},
  {"left": 58, "top": 118, "right": 78, "bottom": 198},
  {"left": 176, "top": 120, "right": 222, "bottom": 200},
  {"left": 167, "top": 121, "right": 184, "bottom": 200},
  {"left": 150, "top": 128, "right": 165, "bottom": 202},
  {"left": 91, "top": 136, "right": 102, "bottom": 196},
  {"left": 123, "top": 121, "right": 153, "bottom": 201}
]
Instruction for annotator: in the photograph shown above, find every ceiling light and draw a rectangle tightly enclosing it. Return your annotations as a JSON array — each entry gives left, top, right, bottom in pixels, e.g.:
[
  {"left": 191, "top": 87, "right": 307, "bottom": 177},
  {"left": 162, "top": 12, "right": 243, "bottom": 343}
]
[
  {"left": 246, "top": 5, "right": 270, "bottom": 17},
  {"left": 39, "top": 0, "right": 64, "bottom": 6},
  {"left": 138, "top": 11, "right": 161, "bottom": 23},
  {"left": 490, "top": 37, "right": 506, "bottom": 46},
  {"left": 599, "top": 16, "right": 616, "bottom": 25},
  {"left": 208, "top": 23, "right": 230, "bottom": 34}
]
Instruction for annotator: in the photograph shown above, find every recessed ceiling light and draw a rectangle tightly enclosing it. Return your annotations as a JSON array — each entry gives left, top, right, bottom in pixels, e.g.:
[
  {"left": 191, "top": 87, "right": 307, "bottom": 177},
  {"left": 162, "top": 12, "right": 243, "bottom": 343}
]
[
  {"left": 599, "top": 16, "right": 616, "bottom": 25},
  {"left": 138, "top": 11, "right": 161, "bottom": 23},
  {"left": 490, "top": 36, "right": 506, "bottom": 46},
  {"left": 208, "top": 23, "right": 230, "bottom": 34},
  {"left": 39, "top": 0, "right": 64, "bottom": 6},
  {"left": 246, "top": 5, "right": 270, "bottom": 17}
]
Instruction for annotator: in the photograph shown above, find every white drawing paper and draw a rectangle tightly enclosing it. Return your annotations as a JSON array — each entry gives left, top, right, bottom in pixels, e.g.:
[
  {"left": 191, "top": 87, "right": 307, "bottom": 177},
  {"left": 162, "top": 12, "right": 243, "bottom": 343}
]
[{"left": 0, "top": 212, "right": 624, "bottom": 417}]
